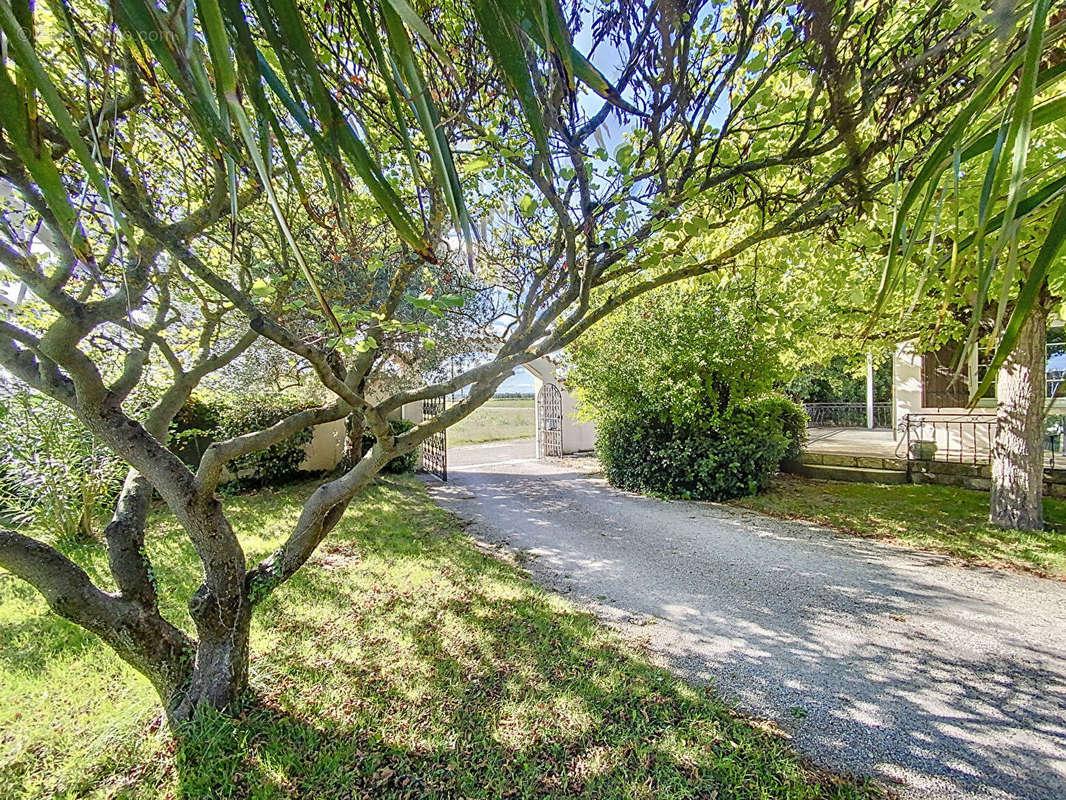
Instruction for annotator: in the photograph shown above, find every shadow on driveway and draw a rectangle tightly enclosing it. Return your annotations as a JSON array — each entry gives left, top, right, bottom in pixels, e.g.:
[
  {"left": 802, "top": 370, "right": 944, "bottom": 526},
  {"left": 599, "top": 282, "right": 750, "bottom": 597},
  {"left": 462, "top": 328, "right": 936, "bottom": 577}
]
[{"left": 427, "top": 452, "right": 1066, "bottom": 800}]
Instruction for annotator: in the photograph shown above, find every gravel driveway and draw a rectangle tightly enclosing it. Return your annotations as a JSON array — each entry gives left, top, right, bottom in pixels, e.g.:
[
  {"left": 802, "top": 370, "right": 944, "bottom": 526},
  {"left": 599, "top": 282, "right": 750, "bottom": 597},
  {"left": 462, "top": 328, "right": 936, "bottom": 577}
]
[{"left": 427, "top": 441, "right": 1066, "bottom": 800}]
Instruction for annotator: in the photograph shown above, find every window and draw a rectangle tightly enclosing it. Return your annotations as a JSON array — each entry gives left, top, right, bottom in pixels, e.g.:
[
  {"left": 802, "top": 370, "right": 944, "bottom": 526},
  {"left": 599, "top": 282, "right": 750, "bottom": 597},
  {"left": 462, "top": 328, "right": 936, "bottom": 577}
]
[
  {"left": 1048, "top": 326, "right": 1066, "bottom": 399},
  {"left": 920, "top": 322, "right": 1066, "bottom": 405}
]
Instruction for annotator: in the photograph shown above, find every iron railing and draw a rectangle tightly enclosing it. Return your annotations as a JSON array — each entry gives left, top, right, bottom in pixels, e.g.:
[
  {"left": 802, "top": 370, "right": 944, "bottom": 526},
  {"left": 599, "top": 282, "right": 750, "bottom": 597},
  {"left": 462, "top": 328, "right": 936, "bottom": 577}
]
[
  {"left": 804, "top": 402, "right": 891, "bottom": 428},
  {"left": 901, "top": 413, "right": 997, "bottom": 465}
]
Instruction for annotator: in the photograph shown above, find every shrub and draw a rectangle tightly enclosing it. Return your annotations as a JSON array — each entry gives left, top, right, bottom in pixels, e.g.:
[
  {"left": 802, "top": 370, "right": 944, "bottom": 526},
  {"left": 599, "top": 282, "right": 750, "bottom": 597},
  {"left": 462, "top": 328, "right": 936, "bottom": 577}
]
[
  {"left": 175, "top": 396, "right": 318, "bottom": 490},
  {"left": 755, "top": 393, "right": 809, "bottom": 462},
  {"left": 567, "top": 284, "right": 781, "bottom": 431},
  {"left": 220, "top": 404, "right": 318, "bottom": 489},
  {"left": 361, "top": 418, "right": 418, "bottom": 474},
  {"left": 595, "top": 395, "right": 804, "bottom": 501},
  {"left": 0, "top": 389, "right": 126, "bottom": 539}
]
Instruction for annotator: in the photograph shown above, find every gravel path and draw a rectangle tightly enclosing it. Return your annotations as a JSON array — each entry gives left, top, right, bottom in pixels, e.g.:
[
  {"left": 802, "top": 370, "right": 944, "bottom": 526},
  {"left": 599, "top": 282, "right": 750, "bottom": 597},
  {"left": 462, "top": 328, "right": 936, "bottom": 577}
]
[{"left": 427, "top": 441, "right": 1066, "bottom": 800}]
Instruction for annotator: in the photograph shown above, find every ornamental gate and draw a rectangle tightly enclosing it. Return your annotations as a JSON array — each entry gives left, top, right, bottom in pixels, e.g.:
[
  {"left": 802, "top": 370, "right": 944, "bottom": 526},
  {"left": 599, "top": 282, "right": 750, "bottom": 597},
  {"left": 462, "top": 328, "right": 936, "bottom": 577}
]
[
  {"left": 420, "top": 396, "right": 447, "bottom": 481},
  {"left": 536, "top": 384, "right": 563, "bottom": 458}
]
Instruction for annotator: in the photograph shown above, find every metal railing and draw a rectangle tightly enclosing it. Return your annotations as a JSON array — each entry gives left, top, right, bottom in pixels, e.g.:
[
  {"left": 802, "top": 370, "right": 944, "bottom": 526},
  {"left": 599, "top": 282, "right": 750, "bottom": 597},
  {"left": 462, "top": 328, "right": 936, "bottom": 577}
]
[
  {"left": 804, "top": 402, "right": 891, "bottom": 428},
  {"left": 901, "top": 413, "right": 997, "bottom": 465}
]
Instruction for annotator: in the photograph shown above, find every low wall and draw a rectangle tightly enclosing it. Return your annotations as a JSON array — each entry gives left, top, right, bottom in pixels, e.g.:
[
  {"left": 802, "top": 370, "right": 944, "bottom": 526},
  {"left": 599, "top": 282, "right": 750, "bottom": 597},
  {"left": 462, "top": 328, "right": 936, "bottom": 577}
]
[
  {"left": 787, "top": 450, "right": 1066, "bottom": 497},
  {"left": 909, "top": 459, "right": 1066, "bottom": 499},
  {"left": 216, "top": 418, "right": 347, "bottom": 483}
]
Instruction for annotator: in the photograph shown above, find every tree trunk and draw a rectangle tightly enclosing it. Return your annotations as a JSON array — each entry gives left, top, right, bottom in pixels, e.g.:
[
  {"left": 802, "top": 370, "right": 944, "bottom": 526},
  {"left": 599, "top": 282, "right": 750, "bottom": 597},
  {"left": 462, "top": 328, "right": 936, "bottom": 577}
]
[
  {"left": 990, "top": 304, "right": 1047, "bottom": 531},
  {"left": 166, "top": 588, "right": 252, "bottom": 725}
]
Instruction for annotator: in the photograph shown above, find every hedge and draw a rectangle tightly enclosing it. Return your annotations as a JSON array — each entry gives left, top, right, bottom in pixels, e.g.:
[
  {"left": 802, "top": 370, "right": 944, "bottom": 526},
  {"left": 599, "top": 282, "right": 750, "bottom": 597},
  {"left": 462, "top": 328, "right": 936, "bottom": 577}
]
[{"left": 595, "top": 394, "right": 806, "bottom": 501}]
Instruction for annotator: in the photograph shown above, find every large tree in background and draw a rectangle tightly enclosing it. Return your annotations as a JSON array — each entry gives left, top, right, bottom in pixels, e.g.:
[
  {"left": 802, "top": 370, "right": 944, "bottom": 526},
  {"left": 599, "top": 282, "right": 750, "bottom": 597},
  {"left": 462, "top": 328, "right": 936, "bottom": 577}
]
[
  {"left": 874, "top": 0, "right": 1066, "bottom": 530},
  {"left": 0, "top": 0, "right": 976, "bottom": 726}
]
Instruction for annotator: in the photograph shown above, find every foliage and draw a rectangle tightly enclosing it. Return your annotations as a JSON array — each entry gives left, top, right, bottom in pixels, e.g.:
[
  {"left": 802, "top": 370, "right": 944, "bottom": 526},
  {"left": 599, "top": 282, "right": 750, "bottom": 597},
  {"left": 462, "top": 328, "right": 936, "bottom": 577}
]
[
  {"left": 758, "top": 394, "right": 810, "bottom": 464},
  {"left": 176, "top": 395, "right": 318, "bottom": 490},
  {"left": 568, "top": 284, "right": 782, "bottom": 431},
  {"left": 596, "top": 395, "right": 804, "bottom": 502},
  {"left": 0, "top": 388, "right": 125, "bottom": 540},
  {"left": 569, "top": 283, "right": 804, "bottom": 499},
  {"left": 786, "top": 357, "right": 892, "bottom": 405},
  {"left": 0, "top": 477, "right": 881, "bottom": 799},
  {"left": 360, "top": 418, "right": 418, "bottom": 474},
  {"left": 873, "top": 0, "right": 1066, "bottom": 393},
  {"left": 737, "top": 475, "right": 1066, "bottom": 579},
  {"left": 0, "top": 0, "right": 986, "bottom": 724},
  {"left": 222, "top": 407, "right": 317, "bottom": 490}
]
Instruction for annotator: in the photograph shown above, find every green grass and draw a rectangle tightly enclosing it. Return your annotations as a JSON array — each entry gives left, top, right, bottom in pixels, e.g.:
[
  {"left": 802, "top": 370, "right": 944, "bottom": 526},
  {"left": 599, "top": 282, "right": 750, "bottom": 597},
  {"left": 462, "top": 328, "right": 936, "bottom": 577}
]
[
  {"left": 735, "top": 475, "right": 1066, "bottom": 579},
  {"left": 0, "top": 477, "right": 880, "bottom": 799},
  {"left": 480, "top": 397, "right": 535, "bottom": 408},
  {"left": 449, "top": 397, "right": 534, "bottom": 446}
]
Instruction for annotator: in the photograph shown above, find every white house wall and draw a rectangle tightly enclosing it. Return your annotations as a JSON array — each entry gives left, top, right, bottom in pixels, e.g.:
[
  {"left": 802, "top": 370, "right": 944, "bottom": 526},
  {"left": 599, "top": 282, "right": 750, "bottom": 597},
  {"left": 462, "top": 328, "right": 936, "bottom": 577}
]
[
  {"left": 298, "top": 418, "right": 347, "bottom": 472},
  {"left": 892, "top": 342, "right": 995, "bottom": 458}
]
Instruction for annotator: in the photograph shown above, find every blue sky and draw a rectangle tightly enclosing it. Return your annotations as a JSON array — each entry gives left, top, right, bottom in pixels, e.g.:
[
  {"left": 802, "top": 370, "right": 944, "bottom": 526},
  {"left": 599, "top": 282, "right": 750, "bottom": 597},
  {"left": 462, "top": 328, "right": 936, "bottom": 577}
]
[{"left": 496, "top": 368, "right": 535, "bottom": 394}]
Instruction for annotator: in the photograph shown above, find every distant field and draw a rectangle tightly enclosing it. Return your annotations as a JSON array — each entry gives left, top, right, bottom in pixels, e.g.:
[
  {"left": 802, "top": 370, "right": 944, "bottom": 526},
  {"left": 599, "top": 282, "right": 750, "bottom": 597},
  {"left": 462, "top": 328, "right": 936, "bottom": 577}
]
[
  {"left": 449, "top": 396, "right": 535, "bottom": 445},
  {"left": 481, "top": 397, "right": 534, "bottom": 409}
]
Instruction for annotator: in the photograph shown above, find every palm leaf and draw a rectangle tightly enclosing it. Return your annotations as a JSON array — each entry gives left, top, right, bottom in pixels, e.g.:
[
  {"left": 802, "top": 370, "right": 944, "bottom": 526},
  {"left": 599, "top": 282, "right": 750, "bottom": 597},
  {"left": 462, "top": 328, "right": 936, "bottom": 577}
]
[
  {"left": 0, "top": 61, "right": 91, "bottom": 262},
  {"left": 379, "top": 3, "right": 471, "bottom": 248},
  {"left": 970, "top": 193, "right": 1066, "bottom": 400},
  {"left": 0, "top": 0, "right": 129, "bottom": 244}
]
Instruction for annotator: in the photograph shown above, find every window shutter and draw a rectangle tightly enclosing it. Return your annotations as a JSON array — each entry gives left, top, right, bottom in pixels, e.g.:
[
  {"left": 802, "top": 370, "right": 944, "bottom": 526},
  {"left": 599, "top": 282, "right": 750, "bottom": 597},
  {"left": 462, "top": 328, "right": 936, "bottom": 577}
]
[{"left": 921, "top": 343, "right": 968, "bottom": 408}]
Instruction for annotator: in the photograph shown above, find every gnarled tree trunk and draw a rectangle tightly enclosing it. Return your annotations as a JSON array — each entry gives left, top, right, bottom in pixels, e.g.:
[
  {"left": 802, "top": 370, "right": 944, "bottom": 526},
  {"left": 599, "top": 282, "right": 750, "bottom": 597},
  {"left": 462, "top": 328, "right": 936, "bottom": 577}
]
[
  {"left": 990, "top": 303, "right": 1047, "bottom": 531},
  {"left": 167, "top": 589, "right": 252, "bottom": 724}
]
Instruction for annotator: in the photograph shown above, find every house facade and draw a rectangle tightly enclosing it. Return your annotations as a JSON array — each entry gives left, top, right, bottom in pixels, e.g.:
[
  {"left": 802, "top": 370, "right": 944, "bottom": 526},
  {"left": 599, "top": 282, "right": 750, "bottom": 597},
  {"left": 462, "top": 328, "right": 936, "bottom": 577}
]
[{"left": 892, "top": 322, "right": 1066, "bottom": 464}]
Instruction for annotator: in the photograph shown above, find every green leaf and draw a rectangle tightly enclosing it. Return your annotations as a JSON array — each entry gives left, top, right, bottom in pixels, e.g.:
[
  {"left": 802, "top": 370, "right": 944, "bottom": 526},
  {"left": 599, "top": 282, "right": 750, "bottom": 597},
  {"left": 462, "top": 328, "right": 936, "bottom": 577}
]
[
  {"left": 972, "top": 192, "right": 1066, "bottom": 401},
  {"left": 250, "top": 278, "right": 274, "bottom": 298},
  {"left": 0, "top": 0, "right": 128, "bottom": 244},
  {"left": 470, "top": 0, "right": 551, "bottom": 160},
  {"left": 466, "top": 156, "right": 494, "bottom": 173},
  {"left": 437, "top": 293, "right": 465, "bottom": 308}
]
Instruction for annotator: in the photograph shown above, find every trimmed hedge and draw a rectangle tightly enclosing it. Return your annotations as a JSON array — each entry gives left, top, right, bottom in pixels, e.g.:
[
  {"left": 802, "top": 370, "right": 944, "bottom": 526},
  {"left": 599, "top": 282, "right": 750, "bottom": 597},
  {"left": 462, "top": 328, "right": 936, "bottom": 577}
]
[{"left": 595, "top": 395, "right": 806, "bottom": 501}]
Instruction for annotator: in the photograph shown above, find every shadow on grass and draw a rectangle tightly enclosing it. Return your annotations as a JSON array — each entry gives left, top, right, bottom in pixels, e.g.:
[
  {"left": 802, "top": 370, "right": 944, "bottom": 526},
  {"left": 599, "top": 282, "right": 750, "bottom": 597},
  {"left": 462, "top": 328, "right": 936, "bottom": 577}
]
[{"left": 171, "top": 480, "right": 873, "bottom": 800}]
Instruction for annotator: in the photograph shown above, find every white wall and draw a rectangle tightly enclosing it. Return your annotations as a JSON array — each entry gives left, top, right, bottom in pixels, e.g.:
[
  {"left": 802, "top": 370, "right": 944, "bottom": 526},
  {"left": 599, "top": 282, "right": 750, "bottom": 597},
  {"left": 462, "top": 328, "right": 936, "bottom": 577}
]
[
  {"left": 892, "top": 342, "right": 995, "bottom": 458},
  {"left": 524, "top": 356, "right": 596, "bottom": 455},
  {"left": 299, "top": 418, "right": 347, "bottom": 472},
  {"left": 892, "top": 342, "right": 922, "bottom": 431}
]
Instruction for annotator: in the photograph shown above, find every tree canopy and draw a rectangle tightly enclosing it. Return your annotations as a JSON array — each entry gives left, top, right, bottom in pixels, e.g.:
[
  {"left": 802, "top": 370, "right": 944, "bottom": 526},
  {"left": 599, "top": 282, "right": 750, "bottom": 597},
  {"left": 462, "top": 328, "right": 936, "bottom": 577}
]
[{"left": 0, "top": 0, "right": 993, "bottom": 724}]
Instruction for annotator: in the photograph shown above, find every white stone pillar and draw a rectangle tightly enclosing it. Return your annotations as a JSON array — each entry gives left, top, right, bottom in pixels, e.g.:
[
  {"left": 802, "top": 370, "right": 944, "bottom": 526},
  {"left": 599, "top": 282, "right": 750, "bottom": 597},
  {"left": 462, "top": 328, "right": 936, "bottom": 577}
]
[{"left": 866, "top": 352, "right": 875, "bottom": 429}]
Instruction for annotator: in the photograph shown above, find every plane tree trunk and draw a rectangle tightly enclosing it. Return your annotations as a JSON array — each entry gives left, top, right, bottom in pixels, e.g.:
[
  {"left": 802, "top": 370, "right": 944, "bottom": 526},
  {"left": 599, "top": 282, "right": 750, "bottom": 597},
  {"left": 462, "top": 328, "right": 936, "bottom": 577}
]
[{"left": 990, "top": 303, "right": 1048, "bottom": 531}]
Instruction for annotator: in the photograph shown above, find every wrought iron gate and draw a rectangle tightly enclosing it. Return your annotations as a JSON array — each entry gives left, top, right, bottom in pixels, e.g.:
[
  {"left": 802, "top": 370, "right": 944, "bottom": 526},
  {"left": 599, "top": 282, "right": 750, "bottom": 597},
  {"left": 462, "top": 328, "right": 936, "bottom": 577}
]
[
  {"left": 537, "top": 384, "right": 563, "bottom": 458},
  {"left": 420, "top": 396, "right": 447, "bottom": 481}
]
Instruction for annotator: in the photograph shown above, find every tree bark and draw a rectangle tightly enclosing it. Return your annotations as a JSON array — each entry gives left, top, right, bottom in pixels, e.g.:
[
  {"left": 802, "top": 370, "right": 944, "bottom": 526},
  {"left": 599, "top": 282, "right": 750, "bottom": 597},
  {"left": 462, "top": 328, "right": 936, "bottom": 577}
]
[
  {"left": 166, "top": 497, "right": 253, "bottom": 725},
  {"left": 990, "top": 304, "right": 1047, "bottom": 531},
  {"left": 167, "top": 589, "right": 251, "bottom": 725},
  {"left": 0, "top": 526, "right": 195, "bottom": 706}
]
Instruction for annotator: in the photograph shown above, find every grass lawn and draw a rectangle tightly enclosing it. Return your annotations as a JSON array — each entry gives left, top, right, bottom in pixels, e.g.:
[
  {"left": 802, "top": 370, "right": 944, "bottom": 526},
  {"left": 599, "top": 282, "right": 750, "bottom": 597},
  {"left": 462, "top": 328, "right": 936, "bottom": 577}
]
[
  {"left": 0, "top": 476, "right": 878, "bottom": 799},
  {"left": 449, "top": 396, "right": 535, "bottom": 446},
  {"left": 735, "top": 475, "right": 1066, "bottom": 579}
]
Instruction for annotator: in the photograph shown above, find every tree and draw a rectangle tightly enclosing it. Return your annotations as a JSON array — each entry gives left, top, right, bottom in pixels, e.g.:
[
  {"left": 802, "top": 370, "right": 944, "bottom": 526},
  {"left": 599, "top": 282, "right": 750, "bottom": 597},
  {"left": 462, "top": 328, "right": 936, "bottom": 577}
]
[
  {"left": 874, "top": 0, "right": 1066, "bottom": 529},
  {"left": 0, "top": 0, "right": 974, "bottom": 726}
]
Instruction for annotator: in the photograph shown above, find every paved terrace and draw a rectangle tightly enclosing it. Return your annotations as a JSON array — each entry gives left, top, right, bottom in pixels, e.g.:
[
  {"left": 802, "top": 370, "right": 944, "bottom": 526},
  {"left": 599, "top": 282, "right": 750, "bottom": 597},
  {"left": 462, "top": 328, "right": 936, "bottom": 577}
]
[{"left": 804, "top": 427, "right": 902, "bottom": 459}]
